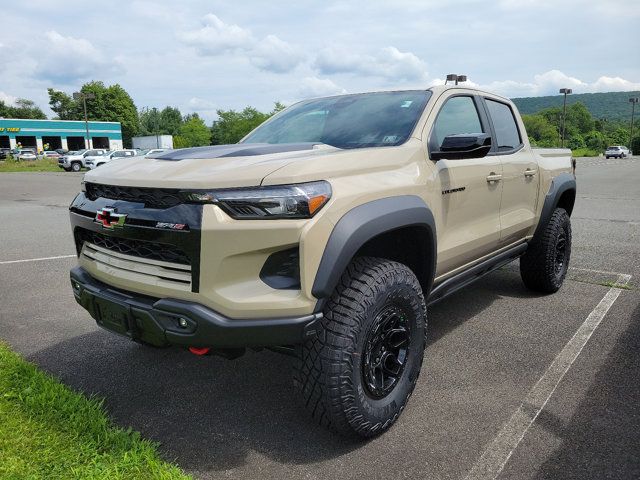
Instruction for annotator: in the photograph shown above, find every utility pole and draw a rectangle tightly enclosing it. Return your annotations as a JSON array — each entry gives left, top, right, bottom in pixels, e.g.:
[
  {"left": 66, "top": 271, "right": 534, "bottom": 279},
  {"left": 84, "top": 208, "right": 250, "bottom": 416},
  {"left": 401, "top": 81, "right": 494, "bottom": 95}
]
[
  {"left": 630, "top": 97, "right": 639, "bottom": 155},
  {"left": 73, "top": 92, "right": 95, "bottom": 150},
  {"left": 559, "top": 88, "right": 572, "bottom": 148}
]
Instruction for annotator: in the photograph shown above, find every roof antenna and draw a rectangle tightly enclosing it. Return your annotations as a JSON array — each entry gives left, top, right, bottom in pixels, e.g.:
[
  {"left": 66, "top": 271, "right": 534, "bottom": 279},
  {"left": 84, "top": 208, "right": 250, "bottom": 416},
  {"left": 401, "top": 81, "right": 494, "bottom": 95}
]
[{"left": 445, "top": 74, "right": 467, "bottom": 85}]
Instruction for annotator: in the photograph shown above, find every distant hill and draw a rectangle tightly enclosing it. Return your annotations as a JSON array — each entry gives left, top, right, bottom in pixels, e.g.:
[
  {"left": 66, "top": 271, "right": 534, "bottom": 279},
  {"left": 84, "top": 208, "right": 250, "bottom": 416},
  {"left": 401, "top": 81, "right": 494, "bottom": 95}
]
[{"left": 511, "top": 91, "right": 640, "bottom": 122}]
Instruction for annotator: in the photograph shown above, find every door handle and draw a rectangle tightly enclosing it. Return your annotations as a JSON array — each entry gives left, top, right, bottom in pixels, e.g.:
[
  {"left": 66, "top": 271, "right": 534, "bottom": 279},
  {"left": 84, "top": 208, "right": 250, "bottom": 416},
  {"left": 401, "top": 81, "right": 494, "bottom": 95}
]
[
  {"left": 486, "top": 173, "right": 502, "bottom": 183},
  {"left": 524, "top": 169, "right": 537, "bottom": 177}
]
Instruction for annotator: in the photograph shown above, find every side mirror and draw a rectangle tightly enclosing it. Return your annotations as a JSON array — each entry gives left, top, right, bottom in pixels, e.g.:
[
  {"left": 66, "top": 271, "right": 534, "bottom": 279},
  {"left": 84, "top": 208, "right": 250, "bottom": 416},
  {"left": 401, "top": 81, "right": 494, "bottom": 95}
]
[{"left": 431, "top": 133, "right": 492, "bottom": 160}]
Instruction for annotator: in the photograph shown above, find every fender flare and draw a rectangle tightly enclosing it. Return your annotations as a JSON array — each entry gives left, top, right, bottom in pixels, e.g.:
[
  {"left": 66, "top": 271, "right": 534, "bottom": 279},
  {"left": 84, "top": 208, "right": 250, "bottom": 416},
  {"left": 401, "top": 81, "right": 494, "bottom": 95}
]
[
  {"left": 311, "top": 195, "right": 437, "bottom": 300},
  {"left": 533, "top": 172, "right": 576, "bottom": 240}
]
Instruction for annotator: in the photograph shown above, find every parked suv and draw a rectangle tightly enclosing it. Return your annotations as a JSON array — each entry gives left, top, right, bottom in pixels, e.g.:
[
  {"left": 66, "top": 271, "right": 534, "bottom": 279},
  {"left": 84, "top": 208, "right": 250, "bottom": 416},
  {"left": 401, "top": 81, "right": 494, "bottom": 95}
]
[
  {"left": 68, "top": 86, "right": 576, "bottom": 437},
  {"left": 605, "top": 145, "right": 629, "bottom": 159},
  {"left": 58, "top": 149, "right": 108, "bottom": 172},
  {"left": 85, "top": 149, "right": 138, "bottom": 169}
]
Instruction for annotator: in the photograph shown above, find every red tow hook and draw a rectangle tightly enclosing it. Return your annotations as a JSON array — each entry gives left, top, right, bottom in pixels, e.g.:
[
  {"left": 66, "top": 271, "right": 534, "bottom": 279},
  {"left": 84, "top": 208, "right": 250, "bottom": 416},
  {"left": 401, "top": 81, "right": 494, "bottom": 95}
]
[{"left": 188, "top": 347, "right": 210, "bottom": 356}]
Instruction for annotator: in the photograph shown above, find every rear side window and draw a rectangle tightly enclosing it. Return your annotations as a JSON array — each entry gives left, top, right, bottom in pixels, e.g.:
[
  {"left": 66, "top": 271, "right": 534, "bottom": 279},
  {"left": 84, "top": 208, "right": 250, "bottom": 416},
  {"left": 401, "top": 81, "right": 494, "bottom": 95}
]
[
  {"left": 485, "top": 99, "right": 521, "bottom": 151},
  {"left": 431, "top": 96, "right": 484, "bottom": 149}
]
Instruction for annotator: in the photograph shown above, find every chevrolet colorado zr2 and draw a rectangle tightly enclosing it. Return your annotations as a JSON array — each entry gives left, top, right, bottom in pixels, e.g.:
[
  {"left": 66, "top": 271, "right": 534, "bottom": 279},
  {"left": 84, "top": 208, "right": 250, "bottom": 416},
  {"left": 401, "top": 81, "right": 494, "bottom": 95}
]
[{"left": 68, "top": 86, "right": 576, "bottom": 437}]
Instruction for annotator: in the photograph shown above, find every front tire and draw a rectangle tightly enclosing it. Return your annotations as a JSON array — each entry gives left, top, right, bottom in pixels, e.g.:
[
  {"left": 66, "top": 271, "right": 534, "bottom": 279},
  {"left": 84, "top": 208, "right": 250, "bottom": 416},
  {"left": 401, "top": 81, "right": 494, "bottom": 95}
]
[
  {"left": 295, "top": 257, "right": 426, "bottom": 437},
  {"left": 71, "top": 162, "right": 81, "bottom": 172},
  {"left": 520, "top": 208, "right": 572, "bottom": 293}
]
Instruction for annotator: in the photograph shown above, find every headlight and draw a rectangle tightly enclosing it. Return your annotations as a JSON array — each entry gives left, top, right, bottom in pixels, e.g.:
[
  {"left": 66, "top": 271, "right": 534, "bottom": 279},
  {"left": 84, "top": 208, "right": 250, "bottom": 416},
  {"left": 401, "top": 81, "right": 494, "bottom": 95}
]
[{"left": 186, "top": 181, "right": 331, "bottom": 219}]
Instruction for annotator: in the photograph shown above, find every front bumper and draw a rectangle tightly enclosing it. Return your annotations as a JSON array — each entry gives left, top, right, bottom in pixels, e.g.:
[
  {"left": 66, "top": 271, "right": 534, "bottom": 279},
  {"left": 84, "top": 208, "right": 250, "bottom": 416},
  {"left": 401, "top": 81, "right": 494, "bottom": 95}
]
[{"left": 71, "top": 266, "right": 321, "bottom": 348}]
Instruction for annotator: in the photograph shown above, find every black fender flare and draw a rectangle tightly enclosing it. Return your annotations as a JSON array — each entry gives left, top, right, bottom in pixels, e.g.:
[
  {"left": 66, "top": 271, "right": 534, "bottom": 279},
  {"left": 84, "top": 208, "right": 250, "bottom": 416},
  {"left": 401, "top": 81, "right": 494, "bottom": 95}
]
[
  {"left": 533, "top": 172, "right": 576, "bottom": 239},
  {"left": 311, "top": 195, "right": 437, "bottom": 300}
]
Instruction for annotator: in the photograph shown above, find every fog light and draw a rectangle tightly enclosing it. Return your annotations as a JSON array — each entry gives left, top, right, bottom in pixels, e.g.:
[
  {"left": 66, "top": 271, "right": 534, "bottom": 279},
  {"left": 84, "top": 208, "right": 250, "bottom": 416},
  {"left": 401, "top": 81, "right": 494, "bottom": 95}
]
[{"left": 178, "top": 317, "right": 188, "bottom": 328}]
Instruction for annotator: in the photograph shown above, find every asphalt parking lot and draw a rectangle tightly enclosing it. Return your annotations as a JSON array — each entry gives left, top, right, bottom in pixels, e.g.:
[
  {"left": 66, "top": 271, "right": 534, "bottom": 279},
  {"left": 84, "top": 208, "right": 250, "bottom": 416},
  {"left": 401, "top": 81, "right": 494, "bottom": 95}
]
[{"left": 1, "top": 157, "right": 639, "bottom": 480}]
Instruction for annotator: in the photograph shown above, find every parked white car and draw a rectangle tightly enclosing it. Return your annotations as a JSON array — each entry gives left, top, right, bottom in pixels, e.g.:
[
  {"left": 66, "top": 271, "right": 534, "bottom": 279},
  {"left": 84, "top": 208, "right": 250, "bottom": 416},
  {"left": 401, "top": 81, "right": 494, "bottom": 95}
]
[
  {"left": 58, "top": 149, "right": 109, "bottom": 172},
  {"left": 605, "top": 145, "right": 629, "bottom": 159},
  {"left": 17, "top": 149, "right": 37, "bottom": 161},
  {"left": 85, "top": 149, "right": 138, "bottom": 169}
]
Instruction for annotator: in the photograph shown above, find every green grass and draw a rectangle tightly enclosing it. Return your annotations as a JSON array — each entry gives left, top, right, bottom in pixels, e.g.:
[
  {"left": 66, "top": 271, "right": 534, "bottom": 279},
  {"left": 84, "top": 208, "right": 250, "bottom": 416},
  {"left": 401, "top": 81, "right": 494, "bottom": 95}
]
[
  {"left": 571, "top": 148, "right": 601, "bottom": 157},
  {"left": 0, "top": 156, "right": 62, "bottom": 172},
  {"left": 0, "top": 342, "right": 191, "bottom": 480}
]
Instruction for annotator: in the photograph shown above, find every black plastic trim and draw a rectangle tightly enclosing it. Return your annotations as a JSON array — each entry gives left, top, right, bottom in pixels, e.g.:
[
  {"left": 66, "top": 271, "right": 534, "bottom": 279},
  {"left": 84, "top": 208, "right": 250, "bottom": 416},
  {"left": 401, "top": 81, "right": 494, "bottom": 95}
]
[
  {"left": 311, "top": 196, "right": 436, "bottom": 301},
  {"left": 479, "top": 96, "right": 525, "bottom": 156},
  {"left": 532, "top": 172, "right": 576, "bottom": 240},
  {"left": 69, "top": 193, "right": 202, "bottom": 292},
  {"left": 427, "top": 94, "right": 492, "bottom": 161},
  {"left": 259, "top": 247, "right": 301, "bottom": 290},
  {"left": 427, "top": 242, "right": 527, "bottom": 306},
  {"left": 70, "top": 266, "right": 321, "bottom": 348}
]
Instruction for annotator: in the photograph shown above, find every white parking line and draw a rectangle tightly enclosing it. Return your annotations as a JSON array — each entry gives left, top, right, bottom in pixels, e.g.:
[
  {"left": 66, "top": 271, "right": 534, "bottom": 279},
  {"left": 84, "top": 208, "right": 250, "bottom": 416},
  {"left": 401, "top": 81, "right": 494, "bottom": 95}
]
[
  {"left": 0, "top": 254, "right": 76, "bottom": 265},
  {"left": 465, "top": 272, "right": 632, "bottom": 480}
]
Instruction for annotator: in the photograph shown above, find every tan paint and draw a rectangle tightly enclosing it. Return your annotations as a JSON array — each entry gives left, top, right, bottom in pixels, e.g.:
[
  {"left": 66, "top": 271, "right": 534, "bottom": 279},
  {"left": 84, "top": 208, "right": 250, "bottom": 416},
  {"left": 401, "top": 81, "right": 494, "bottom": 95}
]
[{"left": 79, "top": 86, "right": 573, "bottom": 319}]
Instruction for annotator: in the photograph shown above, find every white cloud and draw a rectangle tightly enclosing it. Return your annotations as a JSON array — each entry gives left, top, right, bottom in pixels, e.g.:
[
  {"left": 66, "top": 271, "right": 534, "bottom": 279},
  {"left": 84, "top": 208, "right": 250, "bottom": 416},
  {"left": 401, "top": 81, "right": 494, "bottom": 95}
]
[
  {"left": 297, "top": 77, "right": 347, "bottom": 99},
  {"left": 188, "top": 97, "right": 216, "bottom": 110},
  {"left": 315, "top": 46, "right": 428, "bottom": 81},
  {"left": 251, "top": 35, "right": 305, "bottom": 74},
  {"left": 476, "top": 70, "right": 640, "bottom": 98},
  {"left": 590, "top": 76, "right": 640, "bottom": 93},
  {"left": 34, "top": 31, "right": 124, "bottom": 83},
  {"left": 179, "top": 14, "right": 253, "bottom": 54},
  {"left": 0, "top": 91, "right": 17, "bottom": 106},
  {"left": 179, "top": 14, "right": 304, "bottom": 73}
]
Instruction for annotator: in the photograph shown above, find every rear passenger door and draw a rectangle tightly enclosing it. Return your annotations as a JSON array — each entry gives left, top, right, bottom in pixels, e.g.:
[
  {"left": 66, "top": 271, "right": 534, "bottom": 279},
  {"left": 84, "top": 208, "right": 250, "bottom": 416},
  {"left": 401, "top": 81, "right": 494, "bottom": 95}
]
[
  {"left": 482, "top": 98, "right": 540, "bottom": 244},
  {"left": 428, "top": 94, "right": 503, "bottom": 275}
]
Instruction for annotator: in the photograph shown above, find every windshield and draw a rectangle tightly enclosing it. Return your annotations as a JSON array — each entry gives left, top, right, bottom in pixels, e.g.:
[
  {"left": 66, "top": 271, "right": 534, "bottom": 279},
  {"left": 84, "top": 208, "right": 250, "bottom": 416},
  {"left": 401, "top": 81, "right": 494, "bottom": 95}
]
[{"left": 242, "top": 90, "right": 431, "bottom": 149}]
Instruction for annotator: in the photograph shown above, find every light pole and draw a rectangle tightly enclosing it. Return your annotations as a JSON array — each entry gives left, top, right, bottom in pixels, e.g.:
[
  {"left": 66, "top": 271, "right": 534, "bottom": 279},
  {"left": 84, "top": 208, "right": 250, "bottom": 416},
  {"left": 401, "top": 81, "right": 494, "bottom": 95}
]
[
  {"left": 559, "top": 88, "right": 572, "bottom": 148},
  {"left": 629, "top": 97, "right": 639, "bottom": 155},
  {"left": 73, "top": 92, "right": 95, "bottom": 150}
]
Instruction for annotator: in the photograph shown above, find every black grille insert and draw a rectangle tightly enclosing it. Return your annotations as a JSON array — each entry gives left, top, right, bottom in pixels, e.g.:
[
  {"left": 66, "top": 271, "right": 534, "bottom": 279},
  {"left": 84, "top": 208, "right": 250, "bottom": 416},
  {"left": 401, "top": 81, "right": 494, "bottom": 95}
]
[
  {"left": 76, "top": 230, "right": 190, "bottom": 265},
  {"left": 84, "top": 183, "right": 188, "bottom": 209}
]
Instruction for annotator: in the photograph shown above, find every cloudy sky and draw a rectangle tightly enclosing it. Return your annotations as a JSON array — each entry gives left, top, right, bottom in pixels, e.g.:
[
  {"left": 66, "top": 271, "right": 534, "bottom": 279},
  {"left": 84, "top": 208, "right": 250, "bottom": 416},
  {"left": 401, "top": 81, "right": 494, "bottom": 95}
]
[{"left": 1, "top": 0, "right": 638, "bottom": 122}]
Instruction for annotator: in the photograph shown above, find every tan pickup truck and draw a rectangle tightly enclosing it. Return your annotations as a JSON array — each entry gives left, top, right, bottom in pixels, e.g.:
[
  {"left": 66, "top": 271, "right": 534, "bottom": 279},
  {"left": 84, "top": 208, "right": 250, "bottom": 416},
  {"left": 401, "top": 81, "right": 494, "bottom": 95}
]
[{"left": 68, "top": 85, "right": 576, "bottom": 437}]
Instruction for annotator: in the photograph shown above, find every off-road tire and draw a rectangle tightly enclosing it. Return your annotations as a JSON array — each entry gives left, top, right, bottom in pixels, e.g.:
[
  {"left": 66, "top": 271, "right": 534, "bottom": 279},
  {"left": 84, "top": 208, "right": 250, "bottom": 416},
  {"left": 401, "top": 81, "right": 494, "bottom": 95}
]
[
  {"left": 71, "top": 162, "right": 82, "bottom": 172},
  {"left": 294, "top": 256, "right": 427, "bottom": 438},
  {"left": 520, "top": 207, "right": 571, "bottom": 293}
]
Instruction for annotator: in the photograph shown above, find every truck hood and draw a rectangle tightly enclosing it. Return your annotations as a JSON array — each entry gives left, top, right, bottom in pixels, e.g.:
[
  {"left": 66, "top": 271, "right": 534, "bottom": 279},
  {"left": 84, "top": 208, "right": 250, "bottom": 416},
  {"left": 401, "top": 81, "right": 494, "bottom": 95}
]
[{"left": 83, "top": 143, "right": 339, "bottom": 189}]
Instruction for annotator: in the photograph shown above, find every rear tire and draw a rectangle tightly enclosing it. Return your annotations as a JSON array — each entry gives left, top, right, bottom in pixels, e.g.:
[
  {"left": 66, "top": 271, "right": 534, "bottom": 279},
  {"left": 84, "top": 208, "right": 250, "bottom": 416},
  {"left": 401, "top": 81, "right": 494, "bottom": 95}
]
[
  {"left": 294, "top": 257, "right": 427, "bottom": 438},
  {"left": 520, "top": 208, "right": 571, "bottom": 293}
]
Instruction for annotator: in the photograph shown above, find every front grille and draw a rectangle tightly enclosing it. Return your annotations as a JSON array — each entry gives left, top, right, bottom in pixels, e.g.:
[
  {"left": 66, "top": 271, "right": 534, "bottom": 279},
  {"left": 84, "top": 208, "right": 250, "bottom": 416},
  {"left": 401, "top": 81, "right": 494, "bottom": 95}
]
[
  {"left": 84, "top": 183, "right": 188, "bottom": 209},
  {"left": 76, "top": 230, "right": 190, "bottom": 265}
]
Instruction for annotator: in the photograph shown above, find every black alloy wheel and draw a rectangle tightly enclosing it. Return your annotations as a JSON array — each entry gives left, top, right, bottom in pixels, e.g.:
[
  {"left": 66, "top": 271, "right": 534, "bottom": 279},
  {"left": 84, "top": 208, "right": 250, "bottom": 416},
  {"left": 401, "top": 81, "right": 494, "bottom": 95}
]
[{"left": 362, "top": 305, "right": 411, "bottom": 399}]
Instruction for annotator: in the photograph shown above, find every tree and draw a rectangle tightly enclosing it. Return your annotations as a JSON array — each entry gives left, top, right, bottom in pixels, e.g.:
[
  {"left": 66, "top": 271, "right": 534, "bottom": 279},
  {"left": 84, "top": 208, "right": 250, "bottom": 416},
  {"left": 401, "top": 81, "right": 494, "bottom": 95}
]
[
  {"left": 522, "top": 114, "right": 558, "bottom": 147},
  {"left": 174, "top": 114, "right": 210, "bottom": 148},
  {"left": 47, "top": 81, "right": 140, "bottom": 146},
  {"left": 138, "top": 107, "right": 162, "bottom": 136},
  {"left": 0, "top": 98, "right": 46, "bottom": 119},
  {"left": 584, "top": 131, "right": 606, "bottom": 151},
  {"left": 47, "top": 88, "right": 79, "bottom": 119},
  {"left": 210, "top": 102, "right": 285, "bottom": 145},
  {"left": 138, "top": 106, "right": 183, "bottom": 137},
  {"left": 160, "top": 107, "right": 183, "bottom": 136}
]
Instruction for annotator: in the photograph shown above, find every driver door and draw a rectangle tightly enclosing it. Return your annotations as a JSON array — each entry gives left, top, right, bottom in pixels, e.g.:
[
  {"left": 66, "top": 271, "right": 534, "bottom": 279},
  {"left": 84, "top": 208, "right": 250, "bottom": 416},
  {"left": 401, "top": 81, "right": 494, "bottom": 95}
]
[{"left": 428, "top": 94, "right": 503, "bottom": 276}]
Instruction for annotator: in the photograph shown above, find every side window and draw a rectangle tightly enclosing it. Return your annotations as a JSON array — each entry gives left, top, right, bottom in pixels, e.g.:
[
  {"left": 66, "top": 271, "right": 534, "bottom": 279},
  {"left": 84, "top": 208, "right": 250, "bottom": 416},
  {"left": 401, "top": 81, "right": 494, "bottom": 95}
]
[
  {"left": 431, "top": 96, "right": 484, "bottom": 150},
  {"left": 485, "top": 99, "right": 521, "bottom": 151}
]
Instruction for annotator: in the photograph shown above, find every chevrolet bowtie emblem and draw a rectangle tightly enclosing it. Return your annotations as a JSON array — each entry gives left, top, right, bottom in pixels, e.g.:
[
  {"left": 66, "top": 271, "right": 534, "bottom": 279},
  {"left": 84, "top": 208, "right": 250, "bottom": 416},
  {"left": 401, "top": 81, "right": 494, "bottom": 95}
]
[{"left": 95, "top": 207, "right": 127, "bottom": 229}]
